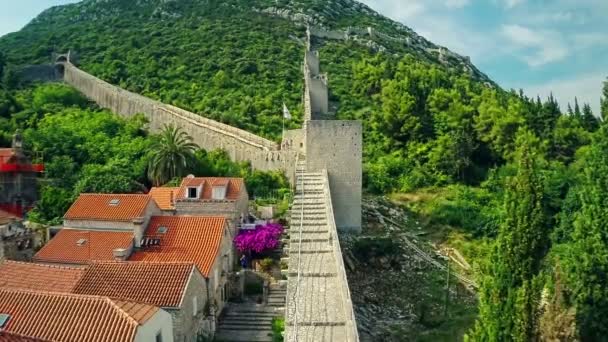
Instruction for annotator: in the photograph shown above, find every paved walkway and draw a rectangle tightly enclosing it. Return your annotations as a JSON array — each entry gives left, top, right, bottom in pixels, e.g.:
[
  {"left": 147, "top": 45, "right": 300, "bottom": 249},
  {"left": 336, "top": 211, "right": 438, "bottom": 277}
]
[{"left": 285, "top": 163, "right": 349, "bottom": 341}]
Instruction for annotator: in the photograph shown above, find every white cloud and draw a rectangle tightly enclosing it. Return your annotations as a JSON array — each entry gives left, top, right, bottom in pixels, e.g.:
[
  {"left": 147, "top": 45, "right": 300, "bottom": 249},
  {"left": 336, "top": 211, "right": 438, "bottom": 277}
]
[
  {"left": 445, "top": 0, "right": 470, "bottom": 9},
  {"left": 501, "top": 24, "right": 568, "bottom": 67},
  {"left": 503, "top": 0, "right": 525, "bottom": 8},
  {"left": 521, "top": 73, "right": 605, "bottom": 115}
]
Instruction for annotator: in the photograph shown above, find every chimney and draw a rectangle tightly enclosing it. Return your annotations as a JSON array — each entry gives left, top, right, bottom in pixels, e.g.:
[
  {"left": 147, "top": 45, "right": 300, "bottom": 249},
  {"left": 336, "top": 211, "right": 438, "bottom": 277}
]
[{"left": 112, "top": 248, "right": 128, "bottom": 261}]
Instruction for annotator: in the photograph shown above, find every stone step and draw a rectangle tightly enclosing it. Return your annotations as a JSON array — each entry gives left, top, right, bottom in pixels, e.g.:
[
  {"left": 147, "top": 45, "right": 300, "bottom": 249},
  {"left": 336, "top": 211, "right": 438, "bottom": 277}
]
[
  {"left": 288, "top": 252, "right": 338, "bottom": 277},
  {"left": 218, "top": 324, "right": 273, "bottom": 331},
  {"left": 214, "top": 330, "right": 273, "bottom": 342},
  {"left": 222, "top": 316, "right": 275, "bottom": 323},
  {"left": 288, "top": 241, "right": 332, "bottom": 253}
]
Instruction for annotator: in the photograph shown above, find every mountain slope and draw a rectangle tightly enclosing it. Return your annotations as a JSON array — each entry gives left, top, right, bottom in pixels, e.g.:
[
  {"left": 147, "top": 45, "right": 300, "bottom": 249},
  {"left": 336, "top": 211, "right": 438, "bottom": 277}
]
[{"left": 0, "top": 0, "right": 489, "bottom": 139}]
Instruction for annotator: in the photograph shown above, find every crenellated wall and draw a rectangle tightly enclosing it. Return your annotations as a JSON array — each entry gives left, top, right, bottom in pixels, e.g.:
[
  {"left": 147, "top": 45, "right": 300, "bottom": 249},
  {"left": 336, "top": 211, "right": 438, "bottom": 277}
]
[{"left": 61, "top": 62, "right": 298, "bottom": 179}]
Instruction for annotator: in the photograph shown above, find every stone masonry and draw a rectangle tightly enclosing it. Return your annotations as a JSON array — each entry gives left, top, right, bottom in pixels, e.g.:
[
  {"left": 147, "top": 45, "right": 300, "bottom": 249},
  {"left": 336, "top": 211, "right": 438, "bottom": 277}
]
[{"left": 48, "top": 30, "right": 361, "bottom": 340}]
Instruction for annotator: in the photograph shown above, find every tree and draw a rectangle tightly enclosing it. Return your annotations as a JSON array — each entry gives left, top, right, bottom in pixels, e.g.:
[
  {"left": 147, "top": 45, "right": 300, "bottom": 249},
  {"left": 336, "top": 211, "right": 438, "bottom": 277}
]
[
  {"left": 467, "top": 130, "right": 549, "bottom": 341},
  {"left": 573, "top": 97, "right": 582, "bottom": 119},
  {"left": 562, "top": 126, "right": 608, "bottom": 339},
  {"left": 601, "top": 77, "right": 608, "bottom": 121},
  {"left": 147, "top": 124, "right": 199, "bottom": 186},
  {"left": 581, "top": 103, "right": 599, "bottom": 132},
  {"left": 0, "top": 51, "right": 5, "bottom": 82}
]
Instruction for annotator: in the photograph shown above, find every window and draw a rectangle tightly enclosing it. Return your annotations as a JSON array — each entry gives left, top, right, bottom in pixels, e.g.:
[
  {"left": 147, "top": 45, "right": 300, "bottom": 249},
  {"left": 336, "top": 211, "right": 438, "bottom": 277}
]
[
  {"left": 212, "top": 186, "right": 227, "bottom": 200},
  {"left": 187, "top": 187, "right": 198, "bottom": 199},
  {"left": 155, "top": 332, "right": 162, "bottom": 342},
  {"left": 192, "top": 296, "right": 198, "bottom": 316},
  {"left": 109, "top": 199, "right": 120, "bottom": 206},
  {"left": 214, "top": 268, "right": 219, "bottom": 290},
  {"left": 157, "top": 226, "right": 168, "bottom": 234}
]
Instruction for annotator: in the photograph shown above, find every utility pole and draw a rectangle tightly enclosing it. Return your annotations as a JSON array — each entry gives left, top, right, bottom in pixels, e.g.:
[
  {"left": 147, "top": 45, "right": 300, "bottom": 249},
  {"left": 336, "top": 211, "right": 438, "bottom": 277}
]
[{"left": 444, "top": 254, "right": 451, "bottom": 318}]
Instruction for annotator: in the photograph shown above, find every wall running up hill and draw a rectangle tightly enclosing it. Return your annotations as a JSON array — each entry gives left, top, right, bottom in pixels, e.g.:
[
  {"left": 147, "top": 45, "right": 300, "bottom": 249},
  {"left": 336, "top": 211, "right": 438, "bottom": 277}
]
[{"left": 61, "top": 62, "right": 298, "bottom": 177}]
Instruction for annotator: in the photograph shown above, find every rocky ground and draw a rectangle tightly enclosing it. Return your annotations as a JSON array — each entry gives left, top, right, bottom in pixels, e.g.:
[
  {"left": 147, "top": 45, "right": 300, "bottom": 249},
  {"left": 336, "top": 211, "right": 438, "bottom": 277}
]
[{"left": 341, "top": 196, "right": 478, "bottom": 341}]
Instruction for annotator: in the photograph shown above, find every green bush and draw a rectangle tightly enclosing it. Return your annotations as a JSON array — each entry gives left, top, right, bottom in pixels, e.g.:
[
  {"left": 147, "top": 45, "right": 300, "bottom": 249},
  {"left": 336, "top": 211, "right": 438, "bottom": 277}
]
[
  {"left": 272, "top": 317, "right": 285, "bottom": 342},
  {"left": 260, "top": 257, "right": 274, "bottom": 272}
]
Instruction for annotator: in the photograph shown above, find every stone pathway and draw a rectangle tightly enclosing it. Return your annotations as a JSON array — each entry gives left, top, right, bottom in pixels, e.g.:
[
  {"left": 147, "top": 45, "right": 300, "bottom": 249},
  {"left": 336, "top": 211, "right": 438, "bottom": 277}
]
[{"left": 285, "top": 164, "right": 349, "bottom": 341}]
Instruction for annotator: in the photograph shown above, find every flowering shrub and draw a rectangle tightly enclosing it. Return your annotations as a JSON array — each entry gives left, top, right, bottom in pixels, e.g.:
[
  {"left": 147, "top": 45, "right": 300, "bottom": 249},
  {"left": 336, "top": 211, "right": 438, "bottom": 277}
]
[{"left": 234, "top": 223, "right": 283, "bottom": 253}]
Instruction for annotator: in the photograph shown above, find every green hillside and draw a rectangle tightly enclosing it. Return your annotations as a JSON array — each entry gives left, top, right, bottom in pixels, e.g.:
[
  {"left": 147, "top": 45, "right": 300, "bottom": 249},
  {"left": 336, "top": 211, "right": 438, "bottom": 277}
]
[{"left": 1, "top": 0, "right": 608, "bottom": 340}]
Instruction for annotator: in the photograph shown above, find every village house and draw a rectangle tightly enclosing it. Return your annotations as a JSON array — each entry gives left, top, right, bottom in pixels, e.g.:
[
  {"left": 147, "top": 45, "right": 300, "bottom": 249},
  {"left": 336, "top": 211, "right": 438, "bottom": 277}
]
[
  {"left": 0, "top": 287, "right": 173, "bottom": 342},
  {"left": 130, "top": 216, "right": 234, "bottom": 322},
  {"left": 33, "top": 228, "right": 134, "bottom": 264},
  {"left": 0, "top": 260, "right": 216, "bottom": 341},
  {"left": 62, "top": 193, "right": 161, "bottom": 247},
  {"left": 0, "top": 260, "right": 85, "bottom": 292},
  {"left": 73, "top": 261, "right": 211, "bottom": 342},
  {"left": 149, "top": 176, "right": 248, "bottom": 235}
]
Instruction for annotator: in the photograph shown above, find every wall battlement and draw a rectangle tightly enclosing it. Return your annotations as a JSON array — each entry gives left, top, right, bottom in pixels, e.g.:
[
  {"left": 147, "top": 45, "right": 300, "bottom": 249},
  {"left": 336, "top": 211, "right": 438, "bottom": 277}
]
[{"left": 61, "top": 62, "right": 297, "bottom": 178}]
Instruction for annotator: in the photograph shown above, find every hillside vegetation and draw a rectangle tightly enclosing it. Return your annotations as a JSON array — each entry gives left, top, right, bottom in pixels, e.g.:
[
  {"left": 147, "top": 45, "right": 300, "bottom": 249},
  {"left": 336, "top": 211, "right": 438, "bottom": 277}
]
[{"left": 1, "top": 0, "right": 608, "bottom": 340}]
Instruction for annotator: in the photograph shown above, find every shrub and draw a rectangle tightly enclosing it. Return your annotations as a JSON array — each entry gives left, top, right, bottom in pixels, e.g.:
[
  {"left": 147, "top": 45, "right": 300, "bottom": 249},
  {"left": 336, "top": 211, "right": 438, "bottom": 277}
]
[
  {"left": 234, "top": 223, "right": 284, "bottom": 253},
  {"left": 272, "top": 317, "right": 285, "bottom": 342},
  {"left": 260, "top": 257, "right": 274, "bottom": 272}
]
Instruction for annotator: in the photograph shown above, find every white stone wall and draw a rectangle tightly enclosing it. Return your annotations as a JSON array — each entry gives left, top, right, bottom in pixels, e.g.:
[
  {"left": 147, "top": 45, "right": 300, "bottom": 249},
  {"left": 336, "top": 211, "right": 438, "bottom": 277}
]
[
  {"left": 305, "top": 121, "right": 362, "bottom": 232},
  {"left": 62, "top": 63, "right": 298, "bottom": 178},
  {"left": 135, "top": 308, "right": 174, "bottom": 342}
]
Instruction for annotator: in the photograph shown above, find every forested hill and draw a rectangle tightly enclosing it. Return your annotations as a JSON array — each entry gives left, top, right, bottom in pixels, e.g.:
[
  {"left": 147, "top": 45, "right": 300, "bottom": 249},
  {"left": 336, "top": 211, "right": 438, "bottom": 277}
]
[
  {"left": 0, "top": 0, "right": 490, "bottom": 137},
  {"left": 0, "top": 0, "right": 601, "bottom": 194}
]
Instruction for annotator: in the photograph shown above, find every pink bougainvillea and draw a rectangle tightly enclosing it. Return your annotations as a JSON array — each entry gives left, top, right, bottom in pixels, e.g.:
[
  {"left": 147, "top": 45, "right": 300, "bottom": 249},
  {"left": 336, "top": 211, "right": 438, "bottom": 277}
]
[{"left": 234, "top": 223, "right": 284, "bottom": 253}]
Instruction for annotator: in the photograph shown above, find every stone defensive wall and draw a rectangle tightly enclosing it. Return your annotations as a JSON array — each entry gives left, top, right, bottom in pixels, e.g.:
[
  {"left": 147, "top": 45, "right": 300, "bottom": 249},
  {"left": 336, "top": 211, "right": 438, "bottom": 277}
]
[{"left": 61, "top": 62, "right": 298, "bottom": 178}]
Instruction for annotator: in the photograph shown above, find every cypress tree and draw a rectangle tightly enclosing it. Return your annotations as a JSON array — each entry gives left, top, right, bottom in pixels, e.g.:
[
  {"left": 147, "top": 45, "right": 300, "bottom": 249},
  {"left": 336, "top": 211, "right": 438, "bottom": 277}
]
[
  {"left": 467, "top": 130, "right": 548, "bottom": 341},
  {"left": 581, "top": 103, "right": 599, "bottom": 132},
  {"left": 573, "top": 97, "right": 582, "bottom": 119},
  {"left": 563, "top": 126, "right": 608, "bottom": 339},
  {"left": 601, "top": 77, "right": 608, "bottom": 121}
]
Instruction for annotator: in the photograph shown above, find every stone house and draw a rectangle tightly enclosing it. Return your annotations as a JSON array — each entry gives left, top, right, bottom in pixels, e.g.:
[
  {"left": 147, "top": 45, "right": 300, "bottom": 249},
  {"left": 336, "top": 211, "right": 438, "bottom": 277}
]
[
  {"left": 63, "top": 193, "right": 161, "bottom": 247},
  {"left": 130, "top": 216, "right": 234, "bottom": 331},
  {"left": 34, "top": 228, "right": 134, "bottom": 264},
  {"left": 0, "top": 287, "right": 173, "bottom": 342},
  {"left": 72, "top": 261, "right": 211, "bottom": 342},
  {"left": 149, "top": 176, "right": 249, "bottom": 235}
]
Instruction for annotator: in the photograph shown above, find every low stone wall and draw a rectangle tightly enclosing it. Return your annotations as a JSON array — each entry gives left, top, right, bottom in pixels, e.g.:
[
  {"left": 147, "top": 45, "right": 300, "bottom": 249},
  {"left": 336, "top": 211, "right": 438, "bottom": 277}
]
[
  {"left": 61, "top": 62, "right": 298, "bottom": 177},
  {"left": 321, "top": 170, "right": 359, "bottom": 341}
]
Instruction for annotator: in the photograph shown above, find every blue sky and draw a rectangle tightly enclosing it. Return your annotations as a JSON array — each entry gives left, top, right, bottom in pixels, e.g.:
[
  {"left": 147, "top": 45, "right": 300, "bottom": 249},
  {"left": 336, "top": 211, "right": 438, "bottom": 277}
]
[
  {"left": 1, "top": 0, "right": 606, "bottom": 114},
  {"left": 360, "top": 0, "right": 607, "bottom": 114}
]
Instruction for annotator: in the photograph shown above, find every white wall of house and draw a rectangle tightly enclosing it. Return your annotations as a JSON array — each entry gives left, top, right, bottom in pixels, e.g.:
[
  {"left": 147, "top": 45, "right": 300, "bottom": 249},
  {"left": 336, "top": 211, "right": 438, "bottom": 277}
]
[{"left": 135, "top": 308, "right": 174, "bottom": 342}]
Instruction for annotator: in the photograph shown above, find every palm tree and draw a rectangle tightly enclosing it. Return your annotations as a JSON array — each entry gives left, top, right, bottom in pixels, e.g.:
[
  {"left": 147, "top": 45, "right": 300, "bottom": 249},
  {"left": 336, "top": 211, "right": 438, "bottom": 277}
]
[{"left": 148, "top": 124, "right": 199, "bottom": 186}]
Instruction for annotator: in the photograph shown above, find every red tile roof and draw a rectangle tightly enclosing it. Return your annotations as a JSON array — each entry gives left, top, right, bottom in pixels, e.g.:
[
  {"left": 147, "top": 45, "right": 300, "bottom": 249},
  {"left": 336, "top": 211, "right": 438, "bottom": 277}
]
[
  {"left": 0, "top": 210, "right": 17, "bottom": 225},
  {"left": 0, "top": 149, "right": 13, "bottom": 165},
  {"left": 0, "top": 261, "right": 85, "bottom": 293},
  {"left": 0, "top": 332, "right": 48, "bottom": 342},
  {"left": 74, "top": 261, "right": 195, "bottom": 308},
  {"left": 130, "top": 216, "right": 227, "bottom": 277},
  {"left": 34, "top": 229, "right": 133, "bottom": 264},
  {"left": 0, "top": 288, "right": 158, "bottom": 342},
  {"left": 148, "top": 187, "right": 178, "bottom": 210},
  {"left": 64, "top": 194, "right": 151, "bottom": 222},
  {"left": 176, "top": 177, "right": 244, "bottom": 201}
]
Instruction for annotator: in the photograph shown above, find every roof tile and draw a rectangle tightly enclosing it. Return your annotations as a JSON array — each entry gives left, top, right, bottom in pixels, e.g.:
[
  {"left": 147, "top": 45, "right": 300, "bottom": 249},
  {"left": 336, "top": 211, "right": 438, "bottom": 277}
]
[
  {"left": 74, "top": 261, "right": 194, "bottom": 308},
  {"left": 34, "top": 229, "right": 133, "bottom": 264},
  {"left": 130, "top": 216, "right": 226, "bottom": 277},
  {"left": 0, "top": 261, "right": 85, "bottom": 293},
  {"left": 64, "top": 194, "right": 151, "bottom": 222},
  {"left": 0, "top": 288, "right": 157, "bottom": 342},
  {"left": 148, "top": 187, "right": 179, "bottom": 210},
  {"left": 176, "top": 177, "right": 243, "bottom": 201}
]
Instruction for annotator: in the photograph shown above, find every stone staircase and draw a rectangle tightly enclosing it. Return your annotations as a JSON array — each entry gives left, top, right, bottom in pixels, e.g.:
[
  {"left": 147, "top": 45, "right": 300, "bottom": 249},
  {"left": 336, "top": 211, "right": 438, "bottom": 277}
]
[
  {"left": 215, "top": 303, "right": 276, "bottom": 342},
  {"left": 285, "top": 165, "right": 349, "bottom": 341}
]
